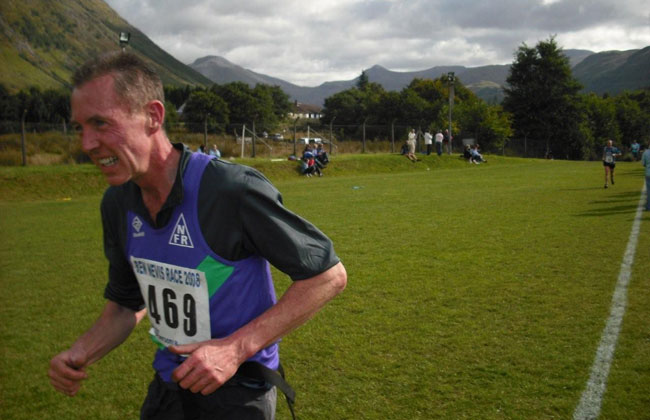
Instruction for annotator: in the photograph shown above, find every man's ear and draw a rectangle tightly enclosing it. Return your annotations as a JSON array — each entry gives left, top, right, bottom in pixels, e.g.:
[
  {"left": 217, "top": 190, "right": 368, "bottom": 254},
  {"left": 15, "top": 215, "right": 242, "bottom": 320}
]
[{"left": 145, "top": 100, "right": 165, "bottom": 134}]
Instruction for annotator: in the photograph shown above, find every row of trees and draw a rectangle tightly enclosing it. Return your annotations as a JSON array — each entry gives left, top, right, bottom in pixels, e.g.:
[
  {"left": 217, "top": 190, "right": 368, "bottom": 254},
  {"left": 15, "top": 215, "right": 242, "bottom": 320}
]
[
  {"left": 503, "top": 37, "right": 650, "bottom": 159},
  {"left": 319, "top": 37, "right": 650, "bottom": 159},
  {"left": 0, "top": 85, "right": 70, "bottom": 132},
  {"left": 1, "top": 36, "right": 649, "bottom": 159},
  {"left": 0, "top": 81, "right": 294, "bottom": 136},
  {"left": 320, "top": 71, "right": 512, "bottom": 152}
]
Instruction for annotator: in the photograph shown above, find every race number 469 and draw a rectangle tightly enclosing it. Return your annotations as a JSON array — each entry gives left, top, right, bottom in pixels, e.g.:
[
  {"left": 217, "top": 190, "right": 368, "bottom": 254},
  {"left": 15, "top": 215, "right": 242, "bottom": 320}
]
[{"left": 147, "top": 285, "right": 197, "bottom": 336}]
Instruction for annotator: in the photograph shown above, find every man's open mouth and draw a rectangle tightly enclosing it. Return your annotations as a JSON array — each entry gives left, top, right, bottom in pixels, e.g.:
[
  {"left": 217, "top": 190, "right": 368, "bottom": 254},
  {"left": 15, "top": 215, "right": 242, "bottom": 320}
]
[{"left": 98, "top": 157, "right": 118, "bottom": 167}]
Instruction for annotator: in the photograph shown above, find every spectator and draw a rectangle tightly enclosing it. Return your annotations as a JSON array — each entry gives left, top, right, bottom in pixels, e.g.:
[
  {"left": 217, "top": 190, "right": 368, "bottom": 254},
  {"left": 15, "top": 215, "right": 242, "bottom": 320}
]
[
  {"left": 424, "top": 130, "right": 433, "bottom": 155},
  {"left": 463, "top": 145, "right": 472, "bottom": 161},
  {"left": 444, "top": 129, "right": 453, "bottom": 154},
  {"left": 209, "top": 144, "right": 221, "bottom": 158},
  {"left": 642, "top": 141, "right": 650, "bottom": 211},
  {"left": 405, "top": 129, "right": 417, "bottom": 162},
  {"left": 315, "top": 144, "right": 329, "bottom": 166},
  {"left": 470, "top": 144, "right": 486, "bottom": 164},
  {"left": 301, "top": 152, "right": 322, "bottom": 177},
  {"left": 631, "top": 140, "right": 641, "bottom": 161},
  {"left": 434, "top": 129, "right": 444, "bottom": 156}
]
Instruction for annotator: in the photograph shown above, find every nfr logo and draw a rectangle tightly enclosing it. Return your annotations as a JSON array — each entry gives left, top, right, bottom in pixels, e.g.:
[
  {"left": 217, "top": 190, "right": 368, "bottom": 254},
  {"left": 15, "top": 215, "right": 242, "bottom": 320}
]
[{"left": 169, "top": 214, "right": 194, "bottom": 248}]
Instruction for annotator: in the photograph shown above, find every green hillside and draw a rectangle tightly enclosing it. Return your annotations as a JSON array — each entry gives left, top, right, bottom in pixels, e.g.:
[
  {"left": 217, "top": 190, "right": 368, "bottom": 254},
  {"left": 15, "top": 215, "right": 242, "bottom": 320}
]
[
  {"left": 573, "top": 47, "right": 650, "bottom": 95},
  {"left": 0, "top": 0, "right": 211, "bottom": 93}
]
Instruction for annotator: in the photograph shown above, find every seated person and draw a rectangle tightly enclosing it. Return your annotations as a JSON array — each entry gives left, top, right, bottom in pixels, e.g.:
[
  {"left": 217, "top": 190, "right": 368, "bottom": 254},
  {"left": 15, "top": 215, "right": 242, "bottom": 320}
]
[
  {"left": 463, "top": 145, "right": 472, "bottom": 161},
  {"left": 301, "top": 152, "right": 322, "bottom": 177},
  {"left": 470, "top": 144, "right": 486, "bottom": 164},
  {"left": 315, "top": 144, "right": 329, "bottom": 166},
  {"left": 300, "top": 157, "right": 313, "bottom": 177}
]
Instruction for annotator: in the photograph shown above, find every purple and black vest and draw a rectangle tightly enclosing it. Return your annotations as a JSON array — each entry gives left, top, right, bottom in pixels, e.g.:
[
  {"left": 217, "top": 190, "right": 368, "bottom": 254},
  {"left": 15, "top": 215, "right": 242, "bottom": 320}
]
[{"left": 126, "top": 152, "right": 279, "bottom": 382}]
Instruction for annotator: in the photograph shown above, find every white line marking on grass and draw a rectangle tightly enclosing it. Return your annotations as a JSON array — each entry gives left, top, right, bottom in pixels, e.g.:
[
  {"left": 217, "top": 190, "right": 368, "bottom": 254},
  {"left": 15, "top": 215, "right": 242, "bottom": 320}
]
[{"left": 573, "top": 183, "right": 647, "bottom": 420}]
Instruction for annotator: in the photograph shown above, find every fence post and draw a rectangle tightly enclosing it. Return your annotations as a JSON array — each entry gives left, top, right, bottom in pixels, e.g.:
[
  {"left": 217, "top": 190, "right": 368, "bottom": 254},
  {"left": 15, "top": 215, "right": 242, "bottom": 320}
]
[
  {"left": 524, "top": 134, "right": 527, "bottom": 157},
  {"left": 240, "top": 124, "right": 246, "bottom": 158},
  {"left": 203, "top": 116, "right": 208, "bottom": 148},
  {"left": 362, "top": 118, "right": 368, "bottom": 153},
  {"left": 252, "top": 120, "right": 256, "bottom": 158},
  {"left": 21, "top": 109, "right": 27, "bottom": 166},
  {"left": 293, "top": 118, "right": 298, "bottom": 156},
  {"left": 391, "top": 119, "right": 395, "bottom": 153},
  {"left": 329, "top": 117, "right": 335, "bottom": 155}
]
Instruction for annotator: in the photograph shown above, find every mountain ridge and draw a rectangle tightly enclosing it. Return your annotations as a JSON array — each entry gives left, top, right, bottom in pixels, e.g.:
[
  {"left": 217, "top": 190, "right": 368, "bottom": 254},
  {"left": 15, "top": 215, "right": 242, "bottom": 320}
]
[
  {"left": 189, "top": 47, "right": 648, "bottom": 105},
  {"left": 2, "top": 1, "right": 647, "bottom": 107}
]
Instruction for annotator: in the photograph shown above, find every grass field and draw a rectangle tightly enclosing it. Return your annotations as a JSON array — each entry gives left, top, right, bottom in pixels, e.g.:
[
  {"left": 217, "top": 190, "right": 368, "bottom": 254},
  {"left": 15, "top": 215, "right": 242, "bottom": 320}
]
[{"left": 1, "top": 153, "right": 649, "bottom": 419}]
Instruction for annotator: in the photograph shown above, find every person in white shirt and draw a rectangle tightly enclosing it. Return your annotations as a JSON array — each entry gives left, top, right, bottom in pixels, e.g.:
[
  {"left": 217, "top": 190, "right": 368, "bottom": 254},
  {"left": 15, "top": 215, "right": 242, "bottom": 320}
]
[
  {"left": 424, "top": 131, "right": 433, "bottom": 155},
  {"left": 434, "top": 130, "right": 444, "bottom": 156}
]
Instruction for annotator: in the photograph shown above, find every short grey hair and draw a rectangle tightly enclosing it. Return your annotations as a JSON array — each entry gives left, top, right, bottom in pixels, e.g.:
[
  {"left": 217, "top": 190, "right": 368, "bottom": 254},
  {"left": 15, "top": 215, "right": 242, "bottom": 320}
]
[{"left": 72, "top": 52, "right": 164, "bottom": 113}]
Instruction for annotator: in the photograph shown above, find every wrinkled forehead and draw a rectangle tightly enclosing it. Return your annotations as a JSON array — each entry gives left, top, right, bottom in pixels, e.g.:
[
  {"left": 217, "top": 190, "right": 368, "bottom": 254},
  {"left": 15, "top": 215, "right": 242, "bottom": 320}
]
[{"left": 70, "top": 75, "right": 128, "bottom": 121}]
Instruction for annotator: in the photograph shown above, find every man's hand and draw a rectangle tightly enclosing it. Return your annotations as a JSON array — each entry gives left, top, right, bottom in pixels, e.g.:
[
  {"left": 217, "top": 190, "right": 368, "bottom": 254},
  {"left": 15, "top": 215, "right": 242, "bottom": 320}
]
[
  {"left": 169, "top": 339, "right": 241, "bottom": 395},
  {"left": 48, "top": 349, "right": 88, "bottom": 397}
]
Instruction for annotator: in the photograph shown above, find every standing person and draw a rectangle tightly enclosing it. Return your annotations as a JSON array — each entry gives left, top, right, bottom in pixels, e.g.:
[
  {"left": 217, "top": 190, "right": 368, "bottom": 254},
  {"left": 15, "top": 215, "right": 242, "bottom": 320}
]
[
  {"left": 631, "top": 140, "right": 641, "bottom": 161},
  {"left": 642, "top": 141, "right": 650, "bottom": 211},
  {"left": 48, "top": 52, "right": 347, "bottom": 419},
  {"left": 435, "top": 129, "right": 444, "bottom": 156},
  {"left": 602, "top": 139, "right": 621, "bottom": 188},
  {"left": 444, "top": 129, "right": 453, "bottom": 154},
  {"left": 406, "top": 129, "right": 417, "bottom": 162},
  {"left": 434, "top": 129, "right": 444, "bottom": 156},
  {"left": 423, "top": 130, "right": 433, "bottom": 155}
]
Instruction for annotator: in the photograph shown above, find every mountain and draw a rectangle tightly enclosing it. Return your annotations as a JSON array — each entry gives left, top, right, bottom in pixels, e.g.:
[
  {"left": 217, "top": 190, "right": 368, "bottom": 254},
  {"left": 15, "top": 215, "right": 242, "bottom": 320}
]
[
  {"left": 190, "top": 57, "right": 512, "bottom": 104},
  {"left": 0, "top": 0, "right": 211, "bottom": 93},
  {"left": 572, "top": 47, "right": 650, "bottom": 95},
  {"left": 564, "top": 49, "right": 594, "bottom": 67},
  {"left": 191, "top": 47, "right": 649, "bottom": 106}
]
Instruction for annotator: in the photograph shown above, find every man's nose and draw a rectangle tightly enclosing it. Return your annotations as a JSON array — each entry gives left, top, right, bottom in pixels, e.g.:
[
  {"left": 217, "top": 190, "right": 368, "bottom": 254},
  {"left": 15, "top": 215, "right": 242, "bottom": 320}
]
[{"left": 81, "top": 130, "right": 100, "bottom": 153}]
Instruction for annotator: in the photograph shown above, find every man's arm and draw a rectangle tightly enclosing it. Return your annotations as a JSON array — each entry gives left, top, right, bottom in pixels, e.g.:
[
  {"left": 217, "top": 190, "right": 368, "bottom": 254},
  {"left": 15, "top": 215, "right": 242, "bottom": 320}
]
[
  {"left": 169, "top": 261, "right": 347, "bottom": 395},
  {"left": 48, "top": 301, "right": 146, "bottom": 396}
]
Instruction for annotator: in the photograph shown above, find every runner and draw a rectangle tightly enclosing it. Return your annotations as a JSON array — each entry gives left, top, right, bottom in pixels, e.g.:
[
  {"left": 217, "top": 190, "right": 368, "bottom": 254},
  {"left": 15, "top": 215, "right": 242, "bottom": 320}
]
[
  {"left": 48, "top": 51, "right": 347, "bottom": 420},
  {"left": 602, "top": 139, "right": 621, "bottom": 189}
]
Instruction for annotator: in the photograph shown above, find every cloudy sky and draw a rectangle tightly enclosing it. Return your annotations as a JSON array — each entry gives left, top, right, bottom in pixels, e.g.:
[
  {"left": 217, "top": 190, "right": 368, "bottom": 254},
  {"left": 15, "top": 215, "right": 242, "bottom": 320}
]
[{"left": 104, "top": 0, "right": 650, "bottom": 87}]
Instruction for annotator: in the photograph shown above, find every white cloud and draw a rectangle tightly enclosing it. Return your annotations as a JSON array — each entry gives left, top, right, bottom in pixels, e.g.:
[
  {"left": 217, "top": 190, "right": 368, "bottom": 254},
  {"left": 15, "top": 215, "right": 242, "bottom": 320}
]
[{"left": 105, "top": 0, "right": 650, "bottom": 86}]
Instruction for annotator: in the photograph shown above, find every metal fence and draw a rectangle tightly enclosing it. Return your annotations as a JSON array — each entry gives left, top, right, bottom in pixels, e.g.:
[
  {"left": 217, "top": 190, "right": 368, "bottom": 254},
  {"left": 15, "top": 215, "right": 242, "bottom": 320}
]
[{"left": 1, "top": 119, "right": 608, "bottom": 163}]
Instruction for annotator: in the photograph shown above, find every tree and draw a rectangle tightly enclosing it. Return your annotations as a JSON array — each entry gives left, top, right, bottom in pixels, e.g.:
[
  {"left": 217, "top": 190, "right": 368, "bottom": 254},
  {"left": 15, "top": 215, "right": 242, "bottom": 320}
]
[
  {"left": 165, "top": 85, "right": 193, "bottom": 110},
  {"left": 181, "top": 90, "right": 229, "bottom": 133},
  {"left": 266, "top": 85, "right": 293, "bottom": 121},
  {"left": 321, "top": 88, "right": 364, "bottom": 127},
  {"left": 356, "top": 70, "right": 369, "bottom": 90},
  {"left": 456, "top": 100, "right": 512, "bottom": 150},
  {"left": 503, "top": 37, "right": 584, "bottom": 158},
  {"left": 251, "top": 84, "right": 291, "bottom": 129},
  {"left": 613, "top": 93, "right": 649, "bottom": 146},
  {"left": 213, "top": 82, "right": 265, "bottom": 127}
]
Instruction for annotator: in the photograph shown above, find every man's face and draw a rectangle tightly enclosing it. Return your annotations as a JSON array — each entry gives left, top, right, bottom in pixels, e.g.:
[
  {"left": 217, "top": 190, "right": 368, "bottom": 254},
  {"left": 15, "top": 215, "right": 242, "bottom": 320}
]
[{"left": 71, "top": 74, "right": 152, "bottom": 186}]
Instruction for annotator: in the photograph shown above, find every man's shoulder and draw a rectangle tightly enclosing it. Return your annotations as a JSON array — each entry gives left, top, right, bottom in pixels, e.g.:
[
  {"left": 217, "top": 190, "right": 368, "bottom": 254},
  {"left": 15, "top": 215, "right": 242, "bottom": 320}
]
[
  {"left": 101, "top": 183, "right": 135, "bottom": 208},
  {"left": 201, "top": 159, "right": 276, "bottom": 195}
]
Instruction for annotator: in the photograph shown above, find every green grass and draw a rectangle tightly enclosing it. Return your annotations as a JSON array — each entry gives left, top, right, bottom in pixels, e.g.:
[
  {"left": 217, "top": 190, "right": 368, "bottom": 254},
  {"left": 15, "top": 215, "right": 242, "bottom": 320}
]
[{"left": 1, "top": 154, "right": 649, "bottom": 419}]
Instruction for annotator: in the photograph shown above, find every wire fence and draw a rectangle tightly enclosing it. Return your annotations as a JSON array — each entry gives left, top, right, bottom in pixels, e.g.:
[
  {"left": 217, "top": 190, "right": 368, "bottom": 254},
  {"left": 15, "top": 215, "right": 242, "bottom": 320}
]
[{"left": 1, "top": 119, "right": 628, "bottom": 166}]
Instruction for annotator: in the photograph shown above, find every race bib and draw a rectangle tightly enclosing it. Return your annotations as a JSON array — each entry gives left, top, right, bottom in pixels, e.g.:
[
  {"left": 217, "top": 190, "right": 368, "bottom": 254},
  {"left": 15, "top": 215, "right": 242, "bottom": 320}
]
[
  {"left": 131, "top": 257, "right": 211, "bottom": 348},
  {"left": 605, "top": 154, "right": 613, "bottom": 163}
]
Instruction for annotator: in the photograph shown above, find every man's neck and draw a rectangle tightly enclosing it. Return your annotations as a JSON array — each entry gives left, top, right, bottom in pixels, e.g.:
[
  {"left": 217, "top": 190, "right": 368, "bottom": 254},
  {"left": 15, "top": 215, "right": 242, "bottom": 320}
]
[{"left": 136, "top": 140, "right": 180, "bottom": 222}]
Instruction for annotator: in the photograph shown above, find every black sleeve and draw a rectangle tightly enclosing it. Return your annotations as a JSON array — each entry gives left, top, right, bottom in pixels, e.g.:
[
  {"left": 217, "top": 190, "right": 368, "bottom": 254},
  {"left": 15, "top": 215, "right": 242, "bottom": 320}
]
[
  {"left": 100, "top": 188, "right": 145, "bottom": 311},
  {"left": 238, "top": 167, "right": 340, "bottom": 280}
]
